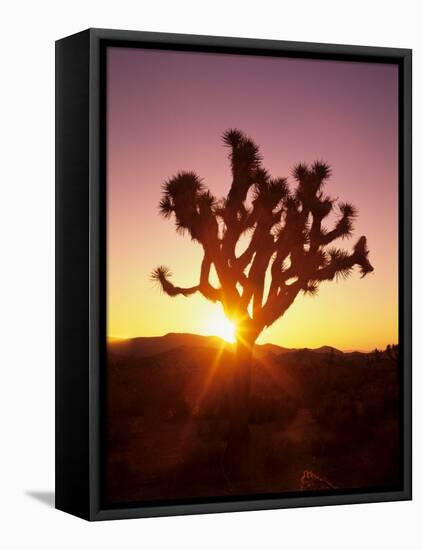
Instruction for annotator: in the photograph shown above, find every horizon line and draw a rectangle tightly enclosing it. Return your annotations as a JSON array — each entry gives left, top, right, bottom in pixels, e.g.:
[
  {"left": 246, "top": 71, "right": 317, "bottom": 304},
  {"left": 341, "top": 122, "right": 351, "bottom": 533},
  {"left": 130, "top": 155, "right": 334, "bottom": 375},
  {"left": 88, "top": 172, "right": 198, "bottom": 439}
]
[{"left": 107, "top": 332, "right": 397, "bottom": 354}]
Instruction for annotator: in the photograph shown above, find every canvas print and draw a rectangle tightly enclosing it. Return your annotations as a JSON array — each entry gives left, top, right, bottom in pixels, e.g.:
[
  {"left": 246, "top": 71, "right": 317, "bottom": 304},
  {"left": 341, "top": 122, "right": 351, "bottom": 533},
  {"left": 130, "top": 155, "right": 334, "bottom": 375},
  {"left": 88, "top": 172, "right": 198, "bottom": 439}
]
[{"left": 105, "top": 47, "right": 400, "bottom": 505}]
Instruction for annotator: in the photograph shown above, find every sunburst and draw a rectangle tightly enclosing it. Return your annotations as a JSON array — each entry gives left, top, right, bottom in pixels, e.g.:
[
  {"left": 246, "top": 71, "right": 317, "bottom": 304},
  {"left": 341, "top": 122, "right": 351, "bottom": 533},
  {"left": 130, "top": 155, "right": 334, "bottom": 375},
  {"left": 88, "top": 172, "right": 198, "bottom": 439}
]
[{"left": 203, "top": 303, "right": 236, "bottom": 343}]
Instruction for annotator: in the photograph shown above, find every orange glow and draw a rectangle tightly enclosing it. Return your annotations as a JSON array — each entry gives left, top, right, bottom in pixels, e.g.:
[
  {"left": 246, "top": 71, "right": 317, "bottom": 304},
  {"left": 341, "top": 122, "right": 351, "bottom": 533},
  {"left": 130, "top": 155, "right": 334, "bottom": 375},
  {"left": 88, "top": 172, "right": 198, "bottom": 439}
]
[{"left": 201, "top": 304, "right": 236, "bottom": 343}]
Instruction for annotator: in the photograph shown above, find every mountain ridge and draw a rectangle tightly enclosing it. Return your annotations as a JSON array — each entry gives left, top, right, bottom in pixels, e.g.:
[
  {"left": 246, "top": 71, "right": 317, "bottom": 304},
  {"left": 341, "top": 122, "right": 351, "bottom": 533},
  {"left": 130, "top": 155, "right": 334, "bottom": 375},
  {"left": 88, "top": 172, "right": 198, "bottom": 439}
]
[{"left": 107, "top": 332, "right": 361, "bottom": 360}]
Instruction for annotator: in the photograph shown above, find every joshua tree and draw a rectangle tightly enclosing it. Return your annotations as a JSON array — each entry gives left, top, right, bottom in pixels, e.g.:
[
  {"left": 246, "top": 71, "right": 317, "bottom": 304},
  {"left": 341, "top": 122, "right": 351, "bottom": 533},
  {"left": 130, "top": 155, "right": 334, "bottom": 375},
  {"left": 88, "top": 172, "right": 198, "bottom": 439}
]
[{"left": 151, "top": 129, "right": 373, "bottom": 472}]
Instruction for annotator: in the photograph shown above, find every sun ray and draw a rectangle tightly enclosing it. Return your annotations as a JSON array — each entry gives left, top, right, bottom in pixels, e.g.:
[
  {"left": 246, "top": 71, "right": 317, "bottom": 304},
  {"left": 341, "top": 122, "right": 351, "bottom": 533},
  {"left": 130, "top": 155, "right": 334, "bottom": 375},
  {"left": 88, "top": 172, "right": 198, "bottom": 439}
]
[{"left": 180, "top": 340, "right": 230, "bottom": 445}]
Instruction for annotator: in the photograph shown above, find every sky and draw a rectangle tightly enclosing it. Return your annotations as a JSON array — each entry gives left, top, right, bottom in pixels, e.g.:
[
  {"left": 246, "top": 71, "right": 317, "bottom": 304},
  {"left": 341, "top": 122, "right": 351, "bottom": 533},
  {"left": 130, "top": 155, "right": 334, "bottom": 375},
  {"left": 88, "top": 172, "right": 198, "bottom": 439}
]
[{"left": 106, "top": 46, "right": 398, "bottom": 351}]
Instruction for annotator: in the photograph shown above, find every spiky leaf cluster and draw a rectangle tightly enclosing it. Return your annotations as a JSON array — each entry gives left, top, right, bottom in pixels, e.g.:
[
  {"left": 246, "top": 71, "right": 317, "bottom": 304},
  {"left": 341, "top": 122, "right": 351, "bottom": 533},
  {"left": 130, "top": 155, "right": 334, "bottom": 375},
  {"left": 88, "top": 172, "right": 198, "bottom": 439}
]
[{"left": 159, "top": 171, "right": 218, "bottom": 243}]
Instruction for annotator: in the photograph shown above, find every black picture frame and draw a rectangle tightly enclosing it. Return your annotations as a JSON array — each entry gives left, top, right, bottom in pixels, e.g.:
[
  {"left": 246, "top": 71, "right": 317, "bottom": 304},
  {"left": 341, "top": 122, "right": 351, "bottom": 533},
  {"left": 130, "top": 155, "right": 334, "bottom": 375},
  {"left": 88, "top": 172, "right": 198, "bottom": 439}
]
[{"left": 55, "top": 28, "right": 412, "bottom": 521}]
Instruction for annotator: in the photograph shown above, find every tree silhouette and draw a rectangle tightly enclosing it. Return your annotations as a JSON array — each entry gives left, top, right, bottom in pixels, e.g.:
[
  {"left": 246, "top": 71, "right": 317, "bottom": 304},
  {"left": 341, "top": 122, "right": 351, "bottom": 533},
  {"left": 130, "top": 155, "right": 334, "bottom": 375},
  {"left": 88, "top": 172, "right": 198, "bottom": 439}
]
[
  {"left": 151, "top": 129, "right": 373, "bottom": 474},
  {"left": 386, "top": 344, "right": 399, "bottom": 362}
]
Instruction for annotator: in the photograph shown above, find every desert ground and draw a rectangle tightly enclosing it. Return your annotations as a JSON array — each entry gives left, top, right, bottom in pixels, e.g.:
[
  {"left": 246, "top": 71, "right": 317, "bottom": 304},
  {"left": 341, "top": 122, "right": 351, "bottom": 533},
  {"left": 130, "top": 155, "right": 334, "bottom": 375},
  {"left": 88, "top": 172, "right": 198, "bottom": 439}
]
[{"left": 106, "top": 334, "right": 401, "bottom": 505}]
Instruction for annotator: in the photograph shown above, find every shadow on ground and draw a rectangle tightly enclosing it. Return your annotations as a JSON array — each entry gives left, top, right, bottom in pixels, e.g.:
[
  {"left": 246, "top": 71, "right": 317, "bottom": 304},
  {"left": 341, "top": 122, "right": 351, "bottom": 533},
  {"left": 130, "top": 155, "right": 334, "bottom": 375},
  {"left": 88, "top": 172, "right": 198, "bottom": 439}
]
[{"left": 26, "top": 491, "right": 55, "bottom": 508}]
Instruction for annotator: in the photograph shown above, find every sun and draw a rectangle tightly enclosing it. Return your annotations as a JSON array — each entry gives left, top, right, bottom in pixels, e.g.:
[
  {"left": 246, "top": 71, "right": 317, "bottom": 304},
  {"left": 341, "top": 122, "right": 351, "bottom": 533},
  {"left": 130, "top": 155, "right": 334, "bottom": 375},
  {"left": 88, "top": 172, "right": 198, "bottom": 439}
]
[{"left": 203, "top": 304, "right": 236, "bottom": 343}]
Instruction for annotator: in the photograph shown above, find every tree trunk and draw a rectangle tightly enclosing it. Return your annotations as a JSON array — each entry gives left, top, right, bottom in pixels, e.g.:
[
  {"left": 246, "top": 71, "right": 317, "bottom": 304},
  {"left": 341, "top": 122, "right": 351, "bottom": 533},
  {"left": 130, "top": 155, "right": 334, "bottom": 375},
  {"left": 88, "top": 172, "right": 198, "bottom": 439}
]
[{"left": 223, "top": 333, "right": 255, "bottom": 482}]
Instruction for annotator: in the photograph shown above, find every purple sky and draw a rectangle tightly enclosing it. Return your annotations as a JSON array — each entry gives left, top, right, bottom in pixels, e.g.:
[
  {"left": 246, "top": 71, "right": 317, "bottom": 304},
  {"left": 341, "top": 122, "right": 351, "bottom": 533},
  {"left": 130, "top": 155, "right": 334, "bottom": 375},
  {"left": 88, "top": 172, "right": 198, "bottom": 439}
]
[{"left": 107, "top": 47, "right": 398, "bottom": 350}]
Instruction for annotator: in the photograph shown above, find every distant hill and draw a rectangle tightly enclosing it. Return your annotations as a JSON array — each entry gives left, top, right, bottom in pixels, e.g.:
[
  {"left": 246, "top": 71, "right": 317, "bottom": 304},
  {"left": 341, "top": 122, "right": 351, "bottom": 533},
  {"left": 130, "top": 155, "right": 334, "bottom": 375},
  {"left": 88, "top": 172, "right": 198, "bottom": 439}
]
[
  {"left": 254, "top": 342, "right": 291, "bottom": 356},
  {"left": 312, "top": 346, "right": 343, "bottom": 355},
  {"left": 108, "top": 332, "right": 227, "bottom": 359},
  {"left": 108, "top": 333, "right": 356, "bottom": 361}
]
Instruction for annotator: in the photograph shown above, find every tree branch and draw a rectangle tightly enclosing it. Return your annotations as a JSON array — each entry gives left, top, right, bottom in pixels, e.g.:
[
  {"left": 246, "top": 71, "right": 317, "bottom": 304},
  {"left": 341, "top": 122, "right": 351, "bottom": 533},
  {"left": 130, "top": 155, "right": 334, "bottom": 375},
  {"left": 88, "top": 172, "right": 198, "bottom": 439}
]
[
  {"left": 150, "top": 266, "right": 200, "bottom": 297},
  {"left": 151, "top": 254, "right": 222, "bottom": 302},
  {"left": 319, "top": 203, "right": 356, "bottom": 245},
  {"left": 313, "top": 236, "right": 373, "bottom": 281},
  {"left": 254, "top": 281, "right": 302, "bottom": 332}
]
